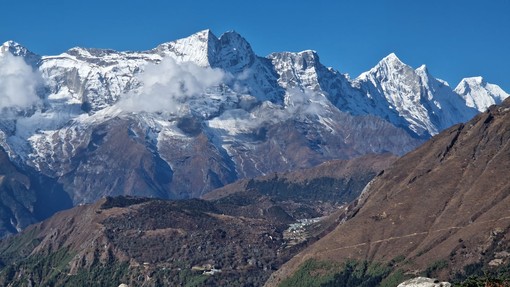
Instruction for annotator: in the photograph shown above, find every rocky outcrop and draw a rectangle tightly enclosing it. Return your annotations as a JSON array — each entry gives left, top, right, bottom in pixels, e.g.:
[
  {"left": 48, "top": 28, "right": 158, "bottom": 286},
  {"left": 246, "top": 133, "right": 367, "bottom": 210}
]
[{"left": 397, "top": 277, "right": 451, "bottom": 287}]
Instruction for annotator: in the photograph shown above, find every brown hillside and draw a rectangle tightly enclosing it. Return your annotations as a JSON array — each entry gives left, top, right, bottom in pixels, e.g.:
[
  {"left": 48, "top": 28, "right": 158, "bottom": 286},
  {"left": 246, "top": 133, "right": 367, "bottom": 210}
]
[
  {"left": 0, "top": 152, "right": 396, "bottom": 286},
  {"left": 0, "top": 197, "right": 295, "bottom": 286},
  {"left": 267, "top": 98, "right": 510, "bottom": 286},
  {"left": 204, "top": 154, "right": 397, "bottom": 217},
  {"left": 204, "top": 153, "right": 397, "bottom": 200}
]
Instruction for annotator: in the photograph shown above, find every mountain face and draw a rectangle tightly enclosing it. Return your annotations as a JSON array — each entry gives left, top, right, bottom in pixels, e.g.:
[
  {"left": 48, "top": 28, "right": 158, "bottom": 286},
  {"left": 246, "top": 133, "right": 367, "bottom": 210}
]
[
  {"left": 0, "top": 147, "right": 72, "bottom": 238},
  {"left": 354, "top": 54, "right": 479, "bottom": 138},
  {"left": 267, "top": 97, "right": 510, "bottom": 286},
  {"left": 0, "top": 152, "right": 396, "bottom": 286},
  {"left": 204, "top": 153, "right": 397, "bottom": 217},
  {"left": 455, "top": 76, "right": 510, "bottom": 112},
  {"left": 0, "top": 30, "right": 508, "bottom": 209},
  {"left": 0, "top": 153, "right": 395, "bottom": 286}
]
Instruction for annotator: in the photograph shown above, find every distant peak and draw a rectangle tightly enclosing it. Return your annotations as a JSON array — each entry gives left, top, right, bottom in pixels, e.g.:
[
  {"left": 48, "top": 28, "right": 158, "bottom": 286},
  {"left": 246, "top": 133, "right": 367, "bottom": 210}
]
[
  {"left": 463, "top": 76, "right": 485, "bottom": 85},
  {"left": 218, "top": 30, "right": 249, "bottom": 45},
  {"left": 0, "top": 40, "right": 40, "bottom": 65},
  {"left": 269, "top": 50, "right": 319, "bottom": 60},
  {"left": 299, "top": 49, "right": 319, "bottom": 56},
  {"left": 1, "top": 40, "right": 25, "bottom": 53},
  {"left": 416, "top": 64, "right": 428, "bottom": 72},
  {"left": 375, "top": 52, "right": 407, "bottom": 70},
  {"left": 415, "top": 64, "right": 430, "bottom": 78},
  {"left": 2, "top": 40, "right": 20, "bottom": 47},
  {"left": 193, "top": 29, "right": 218, "bottom": 40},
  {"left": 382, "top": 52, "right": 401, "bottom": 62},
  {"left": 457, "top": 77, "right": 487, "bottom": 91},
  {"left": 220, "top": 30, "right": 242, "bottom": 38},
  {"left": 455, "top": 76, "right": 509, "bottom": 112}
]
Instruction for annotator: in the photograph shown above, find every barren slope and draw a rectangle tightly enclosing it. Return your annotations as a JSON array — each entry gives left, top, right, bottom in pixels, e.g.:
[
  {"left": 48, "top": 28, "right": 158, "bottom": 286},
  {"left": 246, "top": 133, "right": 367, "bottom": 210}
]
[{"left": 267, "top": 98, "right": 510, "bottom": 286}]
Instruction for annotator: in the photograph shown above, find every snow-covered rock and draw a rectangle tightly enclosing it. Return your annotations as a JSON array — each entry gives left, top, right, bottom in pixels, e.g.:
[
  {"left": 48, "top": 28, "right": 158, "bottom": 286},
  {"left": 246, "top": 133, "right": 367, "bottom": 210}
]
[
  {"left": 397, "top": 277, "right": 451, "bottom": 287},
  {"left": 455, "top": 76, "right": 509, "bottom": 112},
  {"left": 355, "top": 53, "right": 478, "bottom": 137},
  {"left": 0, "top": 30, "right": 507, "bottom": 204}
]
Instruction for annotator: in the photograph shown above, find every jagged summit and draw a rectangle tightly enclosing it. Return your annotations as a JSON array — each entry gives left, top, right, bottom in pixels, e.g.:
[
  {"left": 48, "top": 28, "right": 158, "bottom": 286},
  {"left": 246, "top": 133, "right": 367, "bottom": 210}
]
[
  {"left": 196, "top": 28, "right": 215, "bottom": 37},
  {"left": 378, "top": 52, "right": 406, "bottom": 67},
  {"left": 0, "top": 40, "right": 41, "bottom": 66},
  {"left": 212, "top": 30, "right": 256, "bottom": 72},
  {"left": 1, "top": 40, "right": 17, "bottom": 49},
  {"left": 267, "top": 50, "right": 326, "bottom": 92},
  {"left": 382, "top": 52, "right": 400, "bottom": 62},
  {"left": 153, "top": 29, "right": 217, "bottom": 66},
  {"left": 217, "top": 30, "right": 244, "bottom": 43},
  {"left": 0, "top": 29, "right": 507, "bottom": 211},
  {"left": 1, "top": 40, "right": 24, "bottom": 51},
  {"left": 356, "top": 52, "right": 408, "bottom": 82},
  {"left": 415, "top": 64, "right": 428, "bottom": 73},
  {"left": 1, "top": 40, "right": 32, "bottom": 56},
  {"left": 152, "top": 29, "right": 257, "bottom": 75},
  {"left": 269, "top": 50, "right": 321, "bottom": 65},
  {"left": 354, "top": 52, "right": 478, "bottom": 137}
]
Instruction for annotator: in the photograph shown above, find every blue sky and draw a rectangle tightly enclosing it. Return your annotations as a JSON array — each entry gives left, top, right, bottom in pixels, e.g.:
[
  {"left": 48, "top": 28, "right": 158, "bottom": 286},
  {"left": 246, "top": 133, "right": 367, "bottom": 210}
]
[{"left": 2, "top": 0, "right": 509, "bottom": 91}]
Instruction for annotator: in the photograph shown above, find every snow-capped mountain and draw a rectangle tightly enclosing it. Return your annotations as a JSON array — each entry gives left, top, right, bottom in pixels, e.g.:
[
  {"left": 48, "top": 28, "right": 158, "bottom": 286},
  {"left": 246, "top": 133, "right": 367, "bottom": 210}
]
[
  {"left": 0, "top": 30, "right": 507, "bottom": 207},
  {"left": 454, "top": 76, "right": 510, "bottom": 112},
  {"left": 354, "top": 53, "right": 479, "bottom": 137}
]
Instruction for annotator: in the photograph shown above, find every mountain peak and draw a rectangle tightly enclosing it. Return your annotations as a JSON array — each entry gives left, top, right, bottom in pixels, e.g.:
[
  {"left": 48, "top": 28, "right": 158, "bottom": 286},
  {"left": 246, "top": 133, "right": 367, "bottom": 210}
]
[
  {"left": 380, "top": 52, "right": 403, "bottom": 64},
  {"left": 358, "top": 53, "right": 409, "bottom": 77},
  {"left": 1, "top": 40, "right": 27, "bottom": 55},
  {"left": 461, "top": 76, "right": 486, "bottom": 86},
  {"left": 0, "top": 40, "right": 41, "bottom": 66},
  {"left": 455, "top": 76, "right": 509, "bottom": 112},
  {"left": 193, "top": 29, "right": 218, "bottom": 41},
  {"left": 218, "top": 30, "right": 242, "bottom": 40},
  {"left": 268, "top": 49, "right": 320, "bottom": 62},
  {"left": 384, "top": 52, "right": 399, "bottom": 60},
  {"left": 298, "top": 49, "right": 319, "bottom": 58},
  {"left": 415, "top": 64, "right": 431, "bottom": 80},
  {"left": 416, "top": 64, "right": 428, "bottom": 73},
  {"left": 154, "top": 29, "right": 220, "bottom": 66},
  {"left": 2, "top": 40, "right": 20, "bottom": 48},
  {"left": 210, "top": 30, "right": 257, "bottom": 72},
  {"left": 216, "top": 30, "right": 252, "bottom": 52},
  {"left": 379, "top": 53, "right": 405, "bottom": 66},
  {"left": 267, "top": 50, "right": 323, "bottom": 78}
]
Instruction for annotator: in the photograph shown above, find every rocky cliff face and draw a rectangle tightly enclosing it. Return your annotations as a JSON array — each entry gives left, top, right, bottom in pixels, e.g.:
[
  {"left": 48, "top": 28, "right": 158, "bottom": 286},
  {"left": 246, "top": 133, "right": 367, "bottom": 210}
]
[{"left": 0, "top": 147, "right": 72, "bottom": 238}]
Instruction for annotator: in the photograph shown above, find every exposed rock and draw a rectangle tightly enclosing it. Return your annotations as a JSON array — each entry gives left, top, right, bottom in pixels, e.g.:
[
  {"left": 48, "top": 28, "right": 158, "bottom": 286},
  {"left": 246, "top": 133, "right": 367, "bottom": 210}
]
[{"left": 397, "top": 277, "right": 451, "bottom": 287}]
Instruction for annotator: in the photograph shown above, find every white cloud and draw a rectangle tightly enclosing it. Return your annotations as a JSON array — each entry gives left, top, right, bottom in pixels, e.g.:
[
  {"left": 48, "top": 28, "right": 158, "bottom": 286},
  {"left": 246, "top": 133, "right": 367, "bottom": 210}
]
[
  {"left": 284, "top": 87, "right": 328, "bottom": 115},
  {"left": 119, "top": 57, "right": 225, "bottom": 113},
  {"left": 208, "top": 88, "right": 329, "bottom": 135},
  {"left": 0, "top": 53, "right": 41, "bottom": 110}
]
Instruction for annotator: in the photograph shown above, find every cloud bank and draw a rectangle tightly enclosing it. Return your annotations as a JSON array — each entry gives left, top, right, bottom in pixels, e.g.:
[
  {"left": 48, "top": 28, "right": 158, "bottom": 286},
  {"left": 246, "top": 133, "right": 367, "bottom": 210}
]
[
  {"left": 119, "top": 57, "right": 225, "bottom": 113},
  {"left": 208, "top": 87, "right": 329, "bottom": 134},
  {"left": 0, "top": 53, "right": 41, "bottom": 110}
]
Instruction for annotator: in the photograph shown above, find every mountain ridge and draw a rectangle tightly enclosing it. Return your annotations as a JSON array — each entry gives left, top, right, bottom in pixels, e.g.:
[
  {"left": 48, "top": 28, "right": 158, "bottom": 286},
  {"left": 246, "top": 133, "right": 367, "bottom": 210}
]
[
  {"left": 0, "top": 29, "right": 508, "bottom": 216},
  {"left": 266, "top": 97, "right": 510, "bottom": 286},
  {"left": 0, "top": 153, "right": 397, "bottom": 286}
]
